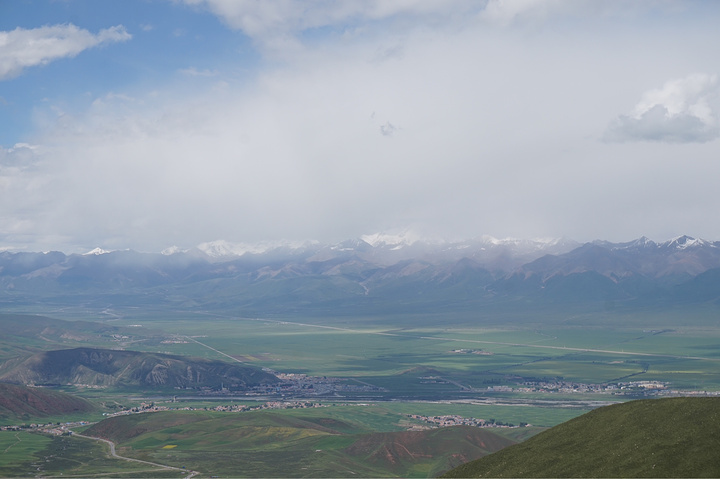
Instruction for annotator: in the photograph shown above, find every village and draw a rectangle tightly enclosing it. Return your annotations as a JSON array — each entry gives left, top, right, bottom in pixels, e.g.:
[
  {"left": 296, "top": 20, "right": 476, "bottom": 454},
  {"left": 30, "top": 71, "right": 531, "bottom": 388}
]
[
  {"left": 0, "top": 401, "right": 334, "bottom": 434},
  {"left": 95, "top": 399, "right": 332, "bottom": 419},
  {"left": 406, "top": 414, "right": 530, "bottom": 430},
  {"left": 486, "top": 379, "right": 720, "bottom": 398},
  {"left": 512, "top": 379, "right": 668, "bottom": 394},
  {"left": 185, "top": 370, "right": 388, "bottom": 397},
  {"left": 1, "top": 421, "right": 90, "bottom": 435}
]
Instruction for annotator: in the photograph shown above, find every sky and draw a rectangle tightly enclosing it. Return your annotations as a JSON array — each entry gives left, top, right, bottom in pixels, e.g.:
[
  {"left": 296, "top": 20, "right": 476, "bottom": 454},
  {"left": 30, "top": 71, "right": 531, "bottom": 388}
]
[{"left": 1, "top": 0, "right": 720, "bottom": 253}]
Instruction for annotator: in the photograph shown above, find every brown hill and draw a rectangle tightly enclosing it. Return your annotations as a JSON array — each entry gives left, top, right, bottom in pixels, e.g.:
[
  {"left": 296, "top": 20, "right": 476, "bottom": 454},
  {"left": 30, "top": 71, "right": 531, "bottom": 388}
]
[
  {"left": 0, "top": 382, "right": 95, "bottom": 422},
  {"left": 346, "top": 426, "right": 516, "bottom": 475}
]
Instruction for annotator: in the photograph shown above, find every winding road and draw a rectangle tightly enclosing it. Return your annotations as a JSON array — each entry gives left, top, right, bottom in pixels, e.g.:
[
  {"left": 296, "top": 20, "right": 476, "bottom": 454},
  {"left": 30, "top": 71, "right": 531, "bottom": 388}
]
[{"left": 72, "top": 432, "right": 198, "bottom": 478}]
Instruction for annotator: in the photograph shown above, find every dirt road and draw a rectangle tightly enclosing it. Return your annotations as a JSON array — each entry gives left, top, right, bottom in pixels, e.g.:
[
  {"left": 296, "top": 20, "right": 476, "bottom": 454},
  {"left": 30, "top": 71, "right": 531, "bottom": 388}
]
[{"left": 72, "top": 432, "right": 198, "bottom": 478}]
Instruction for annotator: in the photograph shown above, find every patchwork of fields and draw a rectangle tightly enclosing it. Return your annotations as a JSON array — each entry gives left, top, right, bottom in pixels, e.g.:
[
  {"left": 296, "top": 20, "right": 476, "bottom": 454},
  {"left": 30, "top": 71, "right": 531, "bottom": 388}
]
[{"left": 116, "top": 309, "right": 720, "bottom": 395}]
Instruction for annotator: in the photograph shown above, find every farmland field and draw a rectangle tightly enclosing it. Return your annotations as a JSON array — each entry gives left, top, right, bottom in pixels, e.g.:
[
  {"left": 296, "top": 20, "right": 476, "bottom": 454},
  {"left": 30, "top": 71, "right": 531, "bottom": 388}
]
[{"left": 97, "top": 307, "right": 720, "bottom": 396}]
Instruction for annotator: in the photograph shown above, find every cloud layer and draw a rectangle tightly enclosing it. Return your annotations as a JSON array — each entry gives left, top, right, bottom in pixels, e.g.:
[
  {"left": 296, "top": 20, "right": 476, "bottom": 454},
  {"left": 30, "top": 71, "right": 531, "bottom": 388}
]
[
  {"left": 0, "top": 24, "right": 131, "bottom": 80},
  {"left": 2, "top": 1, "right": 720, "bottom": 252}
]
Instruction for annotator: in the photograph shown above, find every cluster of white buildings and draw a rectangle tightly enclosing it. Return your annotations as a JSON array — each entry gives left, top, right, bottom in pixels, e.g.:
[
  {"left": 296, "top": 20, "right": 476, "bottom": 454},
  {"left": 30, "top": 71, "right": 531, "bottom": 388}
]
[{"left": 406, "top": 414, "right": 528, "bottom": 429}]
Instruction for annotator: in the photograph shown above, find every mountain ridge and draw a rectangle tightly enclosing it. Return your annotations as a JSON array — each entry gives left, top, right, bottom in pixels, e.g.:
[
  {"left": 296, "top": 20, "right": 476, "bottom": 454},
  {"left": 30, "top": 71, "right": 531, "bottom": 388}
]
[
  {"left": 0, "top": 347, "right": 280, "bottom": 391},
  {"left": 2, "top": 235, "right": 720, "bottom": 314}
]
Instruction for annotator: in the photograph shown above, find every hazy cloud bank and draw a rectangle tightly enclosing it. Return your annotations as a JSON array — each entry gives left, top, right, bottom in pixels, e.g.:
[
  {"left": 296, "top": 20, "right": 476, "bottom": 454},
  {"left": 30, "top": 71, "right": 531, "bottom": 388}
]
[{"left": 2, "top": 1, "right": 720, "bottom": 252}]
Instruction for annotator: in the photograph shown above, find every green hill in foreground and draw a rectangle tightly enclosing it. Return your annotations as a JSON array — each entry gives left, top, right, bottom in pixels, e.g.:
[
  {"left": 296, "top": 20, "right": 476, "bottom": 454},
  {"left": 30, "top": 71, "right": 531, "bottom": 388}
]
[{"left": 441, "top": 397, "right": 720, "bottom": 478}]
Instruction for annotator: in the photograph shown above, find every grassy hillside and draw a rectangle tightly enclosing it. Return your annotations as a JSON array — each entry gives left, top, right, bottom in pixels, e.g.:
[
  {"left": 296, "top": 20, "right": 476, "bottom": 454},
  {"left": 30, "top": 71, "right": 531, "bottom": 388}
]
[
  {"left": 0, "top": 430, "right": 183, "bottom": 478},
  {"left": 84, "top": 408, "right": 516, "bottom": 477},
  {"left": 441, "top": 397, "right": 720, "bottom": 478},
  {"left": 346, "top": 427, "right": 515, "bottom": 477},
  {"left": 0, "top": 382, "right": 96, "bottom": 423}
]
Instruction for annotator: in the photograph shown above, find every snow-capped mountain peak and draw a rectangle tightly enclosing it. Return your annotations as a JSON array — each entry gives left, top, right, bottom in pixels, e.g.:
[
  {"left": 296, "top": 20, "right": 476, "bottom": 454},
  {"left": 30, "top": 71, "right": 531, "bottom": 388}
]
[
  {"left": 83, "top": 247, "right": 110, "bottom": 255},
  {"left": 161, "top": 246, "right": 187, "bottom": 255},
  {"left": 477, "top": 235, "right": 571, "bottom": 251},
  {"left": 632, "top": 236, "right": 655, "bottom": 247},
  {"left": 197, "top": 240, "right": 261, "bottom": 258},
  {"left": 360, "top": 231, "right": 423, "bottom": 248},
  {"left": 197, "top": 239, "right": 317, "bottom": 258},
  {"left": 608, "top": 236, "right": 658, "bottom": 251},
  {"left": 477, "top": 235, "right": 505, "bottom": 246},
  {"left": 663, "top": 235, "right": 713, "bottom": 250},
  {"left": 331, "top": 238, "right": 372, "bottom": 251}
]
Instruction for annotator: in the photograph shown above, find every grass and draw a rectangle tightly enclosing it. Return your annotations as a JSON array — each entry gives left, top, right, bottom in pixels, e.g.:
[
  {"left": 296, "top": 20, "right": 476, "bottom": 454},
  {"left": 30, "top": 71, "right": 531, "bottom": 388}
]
[
  {"left": 0, "top": 430, "right": 182, "bottom": 478},
  {"left": 442, "top": 397, "right": 720, "bottom": 478},
  {"left": 4, "top": 308, "right": 720, "bottom": 413},
  {"left": 83, "top": 408, "right": 518, "bottom": 477},
  {"left": 109, "top": 315, "right": 720, "bottom": 388},
  {"left": 5, "top": 309, "right": 716, "bottom": 404},
  {"left": 0, "top": 430, "right": 51, "bottom": 476},
  {"left": 379, "top": 402, "right": 592, "bottom": 428}
]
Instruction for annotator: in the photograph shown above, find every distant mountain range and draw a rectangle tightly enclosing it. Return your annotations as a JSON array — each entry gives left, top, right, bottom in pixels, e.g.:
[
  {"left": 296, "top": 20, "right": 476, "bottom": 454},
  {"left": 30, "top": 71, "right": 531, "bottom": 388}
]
[{"left": 2, "top": 235, "right": 720, "bottom": 314}]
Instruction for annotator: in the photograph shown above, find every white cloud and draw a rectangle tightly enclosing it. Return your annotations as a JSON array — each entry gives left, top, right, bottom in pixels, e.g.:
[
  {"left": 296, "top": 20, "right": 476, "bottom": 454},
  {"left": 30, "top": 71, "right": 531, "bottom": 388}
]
[
  {"left": 181, "top": 0, "right": 663, "bottom": 44},
  {"left": 633, "top": 74, "right": 717, "bottom": 122},
  {"left": 481, "top": 0, "right": 563, "bottom": 25},
  {"left": 0, "top": 24, "right": 131, "bottom": 80},
  {"left": 180, "top": 0, "right": 483, "bottom": 52},
  {"left": 182, "top": 0, "right": 478, "bottom": 33},
  {"left": 605, "top": 74, "right": 719, "bottom": 143},
  {"left": 0, "top": 143, "right": 40, "bottom": 170},
  {"left": 7, "top": 143, "right": 38, "bottom": 153},
  {"left": 0, "top": 144, "right": 52, "bottom": 250},
  {"left": 479, "top": 0, "right": 661, "bottom": 25}
]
